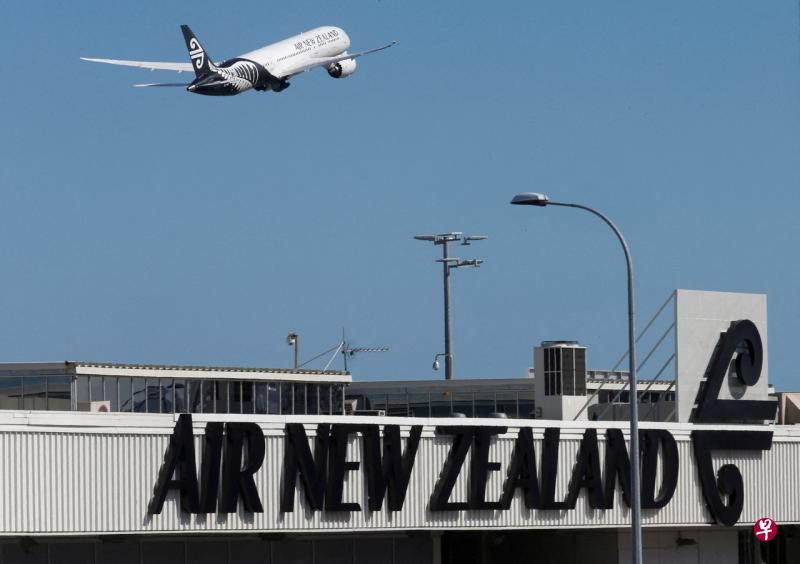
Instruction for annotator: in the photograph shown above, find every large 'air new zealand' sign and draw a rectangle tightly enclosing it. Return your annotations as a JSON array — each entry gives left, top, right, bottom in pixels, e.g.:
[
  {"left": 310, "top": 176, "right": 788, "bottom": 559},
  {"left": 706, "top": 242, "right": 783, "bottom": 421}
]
[{"left": 148, "top": 320, "right": 777, "bottom": 526}]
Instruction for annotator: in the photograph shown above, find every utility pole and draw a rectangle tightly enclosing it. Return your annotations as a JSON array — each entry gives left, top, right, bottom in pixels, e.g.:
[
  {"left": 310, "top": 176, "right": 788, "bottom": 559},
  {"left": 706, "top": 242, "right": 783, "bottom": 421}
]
[
  {"left": 286, "top": 333, "right": 299, "bottom": 369},
  {"left": 414, "top": 233, "right": 486, "bottom": 380}
]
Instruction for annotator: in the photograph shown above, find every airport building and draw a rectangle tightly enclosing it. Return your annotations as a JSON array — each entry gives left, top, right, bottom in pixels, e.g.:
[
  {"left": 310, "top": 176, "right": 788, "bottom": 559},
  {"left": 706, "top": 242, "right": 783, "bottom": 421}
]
[{"left": 0, "top": 290, "right": 796, "bottom": 564}]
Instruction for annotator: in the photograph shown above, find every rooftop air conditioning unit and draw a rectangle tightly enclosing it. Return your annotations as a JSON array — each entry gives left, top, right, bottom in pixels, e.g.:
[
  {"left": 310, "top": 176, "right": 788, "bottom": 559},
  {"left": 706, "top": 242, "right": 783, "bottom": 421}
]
[
  {"left": 536, "top": 341, "right": 587, "bottom": 397},
  {"left": 78, "top": 401, "right": 111, "bottom": 413}
]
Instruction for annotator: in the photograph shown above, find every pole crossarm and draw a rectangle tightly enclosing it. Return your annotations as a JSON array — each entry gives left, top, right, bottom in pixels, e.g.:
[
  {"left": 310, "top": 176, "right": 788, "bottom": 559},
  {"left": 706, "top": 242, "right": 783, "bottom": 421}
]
[{"left": 414, "top": 232, "right": 486, "bottom": 380}]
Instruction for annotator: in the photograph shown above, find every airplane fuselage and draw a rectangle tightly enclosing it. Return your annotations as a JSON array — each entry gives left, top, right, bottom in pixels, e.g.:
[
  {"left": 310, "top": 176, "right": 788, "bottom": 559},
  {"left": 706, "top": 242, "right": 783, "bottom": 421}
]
[{"left": 188, "top": 27, "right": 351, "bottom": 96}]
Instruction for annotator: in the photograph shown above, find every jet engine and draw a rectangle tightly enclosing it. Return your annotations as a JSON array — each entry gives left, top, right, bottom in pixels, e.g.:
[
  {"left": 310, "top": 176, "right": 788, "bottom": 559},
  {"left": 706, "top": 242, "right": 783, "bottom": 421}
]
[{"left": 327, "top": 58, "right": 357, "bottom": 78}]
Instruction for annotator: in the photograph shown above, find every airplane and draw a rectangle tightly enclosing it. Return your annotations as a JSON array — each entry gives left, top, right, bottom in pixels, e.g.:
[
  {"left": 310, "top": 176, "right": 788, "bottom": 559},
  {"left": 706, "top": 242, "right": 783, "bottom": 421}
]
[{"left": 81, "top": 25, "right": 395, "bottom": 96}]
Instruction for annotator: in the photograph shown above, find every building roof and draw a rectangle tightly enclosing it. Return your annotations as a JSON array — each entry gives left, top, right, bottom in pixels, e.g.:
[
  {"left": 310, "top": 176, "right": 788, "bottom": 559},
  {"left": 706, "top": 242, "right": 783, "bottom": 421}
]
[{"left": 0, "top": 361, "right": 351, "bottom": 383}]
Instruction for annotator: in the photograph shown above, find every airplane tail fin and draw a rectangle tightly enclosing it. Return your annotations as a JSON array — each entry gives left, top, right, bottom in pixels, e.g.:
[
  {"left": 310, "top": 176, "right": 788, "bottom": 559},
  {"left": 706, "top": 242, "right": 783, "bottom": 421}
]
[{"left": 180, "top": 25, "right": 214, "bottom": 78}]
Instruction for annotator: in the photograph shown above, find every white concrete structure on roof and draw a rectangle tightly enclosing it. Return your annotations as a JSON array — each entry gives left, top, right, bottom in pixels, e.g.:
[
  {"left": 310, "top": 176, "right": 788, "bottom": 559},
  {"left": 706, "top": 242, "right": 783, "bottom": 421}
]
[{"left": 674, "top": 290, "right": 769, "bottom": 422}]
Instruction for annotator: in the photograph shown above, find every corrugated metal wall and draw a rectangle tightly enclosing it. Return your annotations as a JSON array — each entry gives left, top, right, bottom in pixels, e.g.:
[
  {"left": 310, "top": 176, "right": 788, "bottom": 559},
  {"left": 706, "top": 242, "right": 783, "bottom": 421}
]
[{"left": 0, "top": 412, "right": 797, "bottom": 536}]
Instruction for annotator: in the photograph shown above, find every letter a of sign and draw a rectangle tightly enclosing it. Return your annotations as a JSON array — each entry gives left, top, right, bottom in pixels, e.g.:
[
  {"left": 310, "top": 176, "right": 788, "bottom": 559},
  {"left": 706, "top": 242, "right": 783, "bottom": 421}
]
[{"left": 148, "top": 414, "right": 200, "bottom": 514}]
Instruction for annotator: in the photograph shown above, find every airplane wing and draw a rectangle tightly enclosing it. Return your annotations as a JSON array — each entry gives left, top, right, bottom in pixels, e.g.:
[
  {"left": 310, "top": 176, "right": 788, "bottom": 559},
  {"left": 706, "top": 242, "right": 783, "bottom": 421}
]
[
  {"left": 282, "top": 41, "right": 397, "bottom": 78},
  {"left": 81, "top": 57, "right": 194, "bottom": 73},
  {"left": 133, "top": 82, "right": 191, "bottom": 88}
]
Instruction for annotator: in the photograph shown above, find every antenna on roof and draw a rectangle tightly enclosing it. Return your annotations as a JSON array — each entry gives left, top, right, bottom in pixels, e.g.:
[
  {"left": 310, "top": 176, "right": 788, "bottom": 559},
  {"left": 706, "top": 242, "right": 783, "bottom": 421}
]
[
  {"left": 297, "top": 329, "right": 389, "bottom": 372},
  {"left": 339, "top": 328, "right": 389, "bottom": 372}
]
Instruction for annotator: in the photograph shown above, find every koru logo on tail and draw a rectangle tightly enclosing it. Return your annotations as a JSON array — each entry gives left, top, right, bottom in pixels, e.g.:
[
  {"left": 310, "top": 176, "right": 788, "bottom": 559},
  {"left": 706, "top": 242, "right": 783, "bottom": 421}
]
[{"left": 188, "top": 38, "right": 205, "bottom": 69}]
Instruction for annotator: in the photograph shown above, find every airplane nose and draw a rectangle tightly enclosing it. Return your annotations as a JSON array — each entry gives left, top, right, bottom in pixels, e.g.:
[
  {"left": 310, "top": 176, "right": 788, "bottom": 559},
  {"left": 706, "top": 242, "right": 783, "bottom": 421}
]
[{"left": 187, "top": 84, "right": 197, "bottom": 92}]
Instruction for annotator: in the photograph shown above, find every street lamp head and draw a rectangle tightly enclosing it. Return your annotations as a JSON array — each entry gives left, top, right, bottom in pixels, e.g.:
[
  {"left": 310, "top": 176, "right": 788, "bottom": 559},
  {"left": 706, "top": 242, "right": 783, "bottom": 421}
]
[
  {"left": 462, "top": 235, "right": 487, "bottom": 245},
  {"left": 510, "top": 192, "right": 550, "bottom": 207},
  {"left": 414, "top": 235, "right": 436, "bottom": 241}
]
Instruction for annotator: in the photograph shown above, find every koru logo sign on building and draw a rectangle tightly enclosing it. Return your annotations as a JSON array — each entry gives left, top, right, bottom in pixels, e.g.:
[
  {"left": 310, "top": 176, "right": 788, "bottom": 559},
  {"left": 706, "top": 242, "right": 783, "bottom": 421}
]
[{"left": 148, "top": 319, "right": 777, "bottom": 527}]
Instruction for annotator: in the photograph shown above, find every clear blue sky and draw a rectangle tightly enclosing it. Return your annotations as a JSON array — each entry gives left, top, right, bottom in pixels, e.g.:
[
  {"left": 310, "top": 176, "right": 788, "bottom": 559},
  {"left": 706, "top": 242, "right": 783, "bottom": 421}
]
[{"left": 1, "top": 1, "right": 798, "bottom": 390}]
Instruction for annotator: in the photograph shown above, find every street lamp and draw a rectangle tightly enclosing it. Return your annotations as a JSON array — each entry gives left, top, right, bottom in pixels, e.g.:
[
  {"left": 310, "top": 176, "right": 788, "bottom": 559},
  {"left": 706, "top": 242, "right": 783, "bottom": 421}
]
[
  {"left": 510, "top": 192, "right": 642, "bottom": 564},
  {"left": 415, "top": 233, "right": 486, "bottom": 380},
  {"left": 286, "top": 332, "right": 299, "bottom": 369}
]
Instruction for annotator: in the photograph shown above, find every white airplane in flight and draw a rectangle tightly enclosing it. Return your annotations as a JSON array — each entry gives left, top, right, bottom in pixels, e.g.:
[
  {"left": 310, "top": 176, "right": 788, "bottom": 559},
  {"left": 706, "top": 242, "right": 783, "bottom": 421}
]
[{"left": 82, "top": 25, "right": 395, "bottom": 96}]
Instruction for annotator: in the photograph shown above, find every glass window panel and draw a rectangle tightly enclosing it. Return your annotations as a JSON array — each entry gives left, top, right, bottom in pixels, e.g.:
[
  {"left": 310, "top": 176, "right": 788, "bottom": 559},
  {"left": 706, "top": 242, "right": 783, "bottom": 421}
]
[
  {"left": 96, "top": 541, "right": 140, "bottom": 564},
  {"left": 518, "top": 390, "right": 536, "bottom": 418},
  {"left": 255, "top": 382, "right": 268, "bottom": 414},
  {"left": 496, "top": 391, "right": 518, "bottom": 418},
  {"left": 118, "top": 377, "right": 132, "bottom": 412},
  {"left": 186, "top": 540, "right": 228, "bottom": 564},
  {"left": 159, "top": 378, "right": 173, "bottom": 413},
  {"left": 331, "top": 384, "right": 343, "bottom": 415},
  {"left": 132, "top": 378, "right": 146, "bottom": 413},
  {"left": 174, "top": 379, "right": 186, "bottom": 413},
  {"left": 355, "top": 537, "right": 393, "bottom": 563},
  {"left": 363, "top": 392, "right": 385, "bottom": 412},
  {"left": 284, "top": 383, "right": 295, "bottom": 414},
  {"left": 145, "top": 378, "right": 161, "bottom": 413},
  {"left": 306, "top": 384, "right": 318, "bottom": 415},
  {"left": 85, "top": 376, "right": 103, "bottom": 401},
  {"left": 46, "top": 375, "right": 71, "bottom": 411},
  {"left": 75, "top": 376, "right": 89, "bottom": 405},
  {"left": 293, "top": 383, "right": 306, "bottom": 415},
  {"left": 22, "top": 376, "right": 47, "bottom": 410},
  {"left": 281, "top": 383, "right": 293, "bottom": 415},
  {"left": 48, "top": 541, "right": 95, "bottom": 564},
  {"left": 188, "top": 380, "right": 202, "bottom": 413},
  {"left": 431, "top": 392, "right": 452, "bottom": 417},
  {"left": 105, "top": 377, "right": 119, "bottom": 411},
  {"left": 384, "top": 393, "right": 409, "bottom": 416},
  {"left": 3, "top": 540, "right": 48, "bottom": 564},
  {"left": 201, "top": 380, "right": 215, "bottom": 413},
  {"left": 215, "top": 381, "right": 229, "bottom": 414},
  {"left": 453, "top": 392, "right": 474, "bottom": 417},
  {"left": 317, "top": 384, "right": 331, "bottom": 415},
  {"left": 141, "top": 541, "right": 185, "bottom": 564},
  {"left": 242, "top": 381, "right": 254, "bottom": 413},
  {"left": 229, "top": 539, "right": 268, "bottom": 564},
  {"left": 395, "top": 535, "right": 433, "bottom": 564},
  {"left": 315, "top": 539, "right": 353, "bottom": 564},
  {"left": 229, "top": 381, "right": 242, "bottom": 414},
  {"left": 408, "top": 393, "right": 430, "bottom": 417},
  {"left": 90, "top": 376, "right": 104, "bottom": 402},
  {"left": 272, "top": 539, "right": 312, "bottom": 564},
  {"left": 268, "top": 383, "right": 280, "bottom": 414},
  {"left": 474, "top": 392, "right": 496, "bottom": 417}
]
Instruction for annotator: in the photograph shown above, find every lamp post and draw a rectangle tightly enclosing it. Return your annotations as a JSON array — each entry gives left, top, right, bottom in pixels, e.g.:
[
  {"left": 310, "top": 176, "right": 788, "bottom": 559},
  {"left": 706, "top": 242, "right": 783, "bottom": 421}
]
[
  {"left": 414, "top": 233, "right": 486, "bottom": 380},
  {"left": 510, "top": 192, "right": 642, "bottom": 564},
  {"left": 286, "top": 333, "right": 299, "bottom": 369}
]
